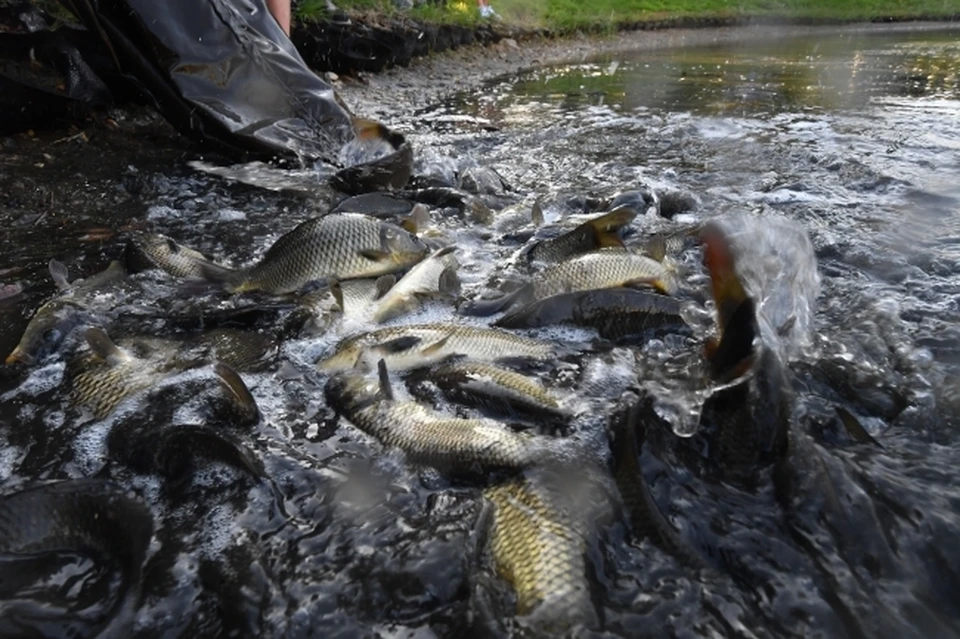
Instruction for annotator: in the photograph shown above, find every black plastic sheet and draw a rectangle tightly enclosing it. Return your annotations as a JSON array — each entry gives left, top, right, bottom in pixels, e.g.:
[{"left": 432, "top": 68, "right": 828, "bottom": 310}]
[{"left": 59, "top": 0, "right": 361, "bottom": 164}]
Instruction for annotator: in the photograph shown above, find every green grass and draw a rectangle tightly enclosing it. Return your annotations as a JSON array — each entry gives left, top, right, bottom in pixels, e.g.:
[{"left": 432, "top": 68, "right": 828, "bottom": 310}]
[{"left": 306, "top": 0, "right": 960, "bottom": 32}]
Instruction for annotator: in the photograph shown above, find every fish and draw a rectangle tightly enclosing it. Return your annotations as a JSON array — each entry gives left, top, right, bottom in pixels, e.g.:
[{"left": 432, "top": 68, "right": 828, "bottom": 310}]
[
  {"left": 331, "top": 119, "right": 413, "bottom": 195},
  {"left": 199, "top": 213, "right": 428, "bottom": 294},
  {"left": 483, "top": 477, "right": 596, "bottom": 630},
  {"left": 330, "top": 194, "right": 431, "bottom": 234},
  {"left": 317, "top": 323, "right": 557, "bottom": 373},
  {"left": 372, "top": 246, "right": 460, "bottom": 323},
  {"left": 461, "top": 249, "right": 678, "bottom": 316},
  {"left": 6, "top": 259, "right": 126, "bottom": 365},
  {"left": 126, "top": 233, "right": 217, "bottom": 279},
  {"left": 524, "top": 207, "right": 637, "bottom": 264},
  {"left": 70, "top": 327, "right": 271, "bottom": 419},
  {"left": 697, "top": 222, "right": 791, "bottom": 476},
  {"left": 324, "top": 360, "right": 548, "bottom": 471},
  {"left": 495, "top": 287, "right": 687, "bottom": 340},
  {"left": 408, "top": 361, "right": 569, "bottom": 422},
  {"left": 109, "top": 422, "right": 265, "bottom": 494},
  {"left": 70, "top": 328, "right": 178, "bottom": 419},
  {"left": 610, "top": 391, "right": 706, "bottom": 565},
  {"left": 532, "top": 249, "right": 678, "bottom": 299},
  {"left": 0, "top": 479, "right": 153, "bottom": 638}
]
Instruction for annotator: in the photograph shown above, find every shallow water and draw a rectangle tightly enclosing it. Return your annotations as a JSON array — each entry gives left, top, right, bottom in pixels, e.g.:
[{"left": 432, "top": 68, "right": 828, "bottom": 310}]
[{"left": 2, "top": 24, "right": 960, "bottom": 638}]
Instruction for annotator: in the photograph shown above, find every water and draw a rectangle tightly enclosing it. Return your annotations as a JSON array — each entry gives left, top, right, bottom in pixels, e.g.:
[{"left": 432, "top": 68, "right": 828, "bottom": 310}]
[{"left": 2, "top": 24, "right": 960, "bottom": 637}]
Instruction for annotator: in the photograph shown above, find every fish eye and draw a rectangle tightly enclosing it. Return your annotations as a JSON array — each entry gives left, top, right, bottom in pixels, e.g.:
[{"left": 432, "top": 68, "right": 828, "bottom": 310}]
[{"left": 43, "top": 328, "right": 62, "bottom": 345}]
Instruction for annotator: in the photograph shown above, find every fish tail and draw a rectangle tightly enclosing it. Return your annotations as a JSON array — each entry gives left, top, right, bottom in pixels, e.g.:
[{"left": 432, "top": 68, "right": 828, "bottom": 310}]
[
  {"left": 198, "top": 261, "right": 250, "bottom": 293},
  {"left": 458, "top": 285, "right": 529, "bottom": 317},
  {"left": 589, "top": 206, "right": 637, "bottom": 249}
]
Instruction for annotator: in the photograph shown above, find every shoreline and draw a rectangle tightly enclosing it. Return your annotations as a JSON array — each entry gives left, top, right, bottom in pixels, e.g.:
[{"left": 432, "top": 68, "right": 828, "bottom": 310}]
[{"left": 335, "top": 21, "right": 960, "bottom": 125}]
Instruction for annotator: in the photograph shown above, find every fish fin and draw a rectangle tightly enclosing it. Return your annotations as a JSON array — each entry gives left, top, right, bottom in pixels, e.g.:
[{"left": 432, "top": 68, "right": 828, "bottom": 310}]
[
  {"left": 84, "top": 327, "right": 130, "bottom": 365},
  {"left": 645, "top": 234, "right": 667, "bottom": 262},
  {"left": 402, "top": 204, "right": 431, "bottom": 234},
  {"left": 48, "top": 259, "right": 71, "bottom": 290},
  {"left": 457, "top": 285, "right": 529, "bottom": 317},
  {"left": 377, "top": 359, "right": 394, "bottom": 401},
  {"left": 438, "top": 266, "right": 461, "bottom": 296},
  {"left": 420, "top": 334, "right": 452, "bottom": 356},
  {"left": 432, "top": 245, "right": 458, "bottom": 259},
  {"left": 358, "top": 249, "right": 391, "bottom": 262},
  {"left": 214, "top": 362, "right": 261, "bottom": 422},
  {"left": 352, "top": 117, "right": 389, "bottom": 141},
  {"left": 164, "top": 237, "right": 181, "bottom": 253},
  {"left": 198, "top": 261, "right": 248, "bottom": 293},
  {"left": 373, "top": 274, "right": 396, "bottom": 300},
  {"left": 379, "top": 335, "right": 422, "bottom": 353},
  {"left": 835, "top": 407, "right": 883, "bottom": 448},
  {"left": 330, "top": 280, "right": 344, "bottom": 311},
  {"left": 588, "top": 207, "right": 637, "bottom": 249},
  {"left": 531, "top": 199, "right": 545, "bottom": 227}
]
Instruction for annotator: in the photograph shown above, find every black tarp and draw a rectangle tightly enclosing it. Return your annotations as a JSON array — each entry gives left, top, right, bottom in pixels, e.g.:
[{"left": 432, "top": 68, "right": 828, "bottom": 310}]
[{"left": 58, "top": 0, "right": 403, "bottom": 175}]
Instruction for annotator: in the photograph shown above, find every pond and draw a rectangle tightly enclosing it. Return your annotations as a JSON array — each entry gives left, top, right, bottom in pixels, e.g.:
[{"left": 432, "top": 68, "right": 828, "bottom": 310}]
[{"left": 1, "top": 23, "right": 959, "bottom": 638}]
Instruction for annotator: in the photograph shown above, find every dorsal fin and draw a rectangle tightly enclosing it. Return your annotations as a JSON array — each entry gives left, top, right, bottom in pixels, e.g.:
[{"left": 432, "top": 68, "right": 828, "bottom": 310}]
[
  {"left": 531, "top": 199, "right": 545, "bottom": 227},
  {"left": 214, "top": 362, "right": 261, "bottom": 424},
  {"left": 835, "top": 407, "right": 883, "bottom": 448},
  {"left": 438, "top": 266, "right": 461, "bottom": 296},
  {"left": 374, "top": 274, "right": 396, "bottom": 300},
  {"left": 330, "top": 280, "right": 344, "bottom": 312},
  {"left": 48, "top": 259, "right": 71, "bottom": 290},
  {"left": 84, "top": 327, "right": 130, "bottom": 365},
  {"left": 402, "top": 203, "right": 431, "bottom": 234},
  {"left": 377, "top": 359, "right": 394, "bottom": 401},
  {"left": 644, "top": 234, "right": 667, "bottom": 262}
]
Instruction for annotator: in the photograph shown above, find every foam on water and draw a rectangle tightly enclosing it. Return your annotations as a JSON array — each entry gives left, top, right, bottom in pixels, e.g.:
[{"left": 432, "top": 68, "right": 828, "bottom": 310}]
[{"left": 1, "top": 361, "right": 64, "bottom": 400}]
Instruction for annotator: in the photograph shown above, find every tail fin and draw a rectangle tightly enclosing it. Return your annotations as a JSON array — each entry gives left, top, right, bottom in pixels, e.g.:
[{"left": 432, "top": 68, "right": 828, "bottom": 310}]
[
  {"left": 457, "top": 285, "right": 530, "bottom": 317},
  {"left": 214, "top": 362, "right": 261, "bottom": 426},
  {"left": 586, "top": 206, "right": 637, "bottom": 249},
  {"left": 198, "top": 261, "right": 248, "bottom": 293}
]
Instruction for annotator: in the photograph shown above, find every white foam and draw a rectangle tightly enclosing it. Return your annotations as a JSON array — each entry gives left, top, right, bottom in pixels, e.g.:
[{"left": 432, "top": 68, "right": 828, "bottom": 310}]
[
  {"left": 218, "top": 208, "right": 247, "bottom": 221},
  {"left": 1, "top": 361, "right": 64, "bottom": 400}
]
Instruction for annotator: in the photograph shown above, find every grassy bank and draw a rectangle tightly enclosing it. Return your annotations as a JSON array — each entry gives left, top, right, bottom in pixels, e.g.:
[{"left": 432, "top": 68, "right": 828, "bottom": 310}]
[{"left": 300, "top": 0, "right": 960, "bottom": 31}]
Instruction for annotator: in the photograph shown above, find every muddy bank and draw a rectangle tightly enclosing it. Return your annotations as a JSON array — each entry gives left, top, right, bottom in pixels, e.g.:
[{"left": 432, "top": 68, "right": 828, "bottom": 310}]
[{"left": 333, "top": 21, "right": 960, "bottom": 122}]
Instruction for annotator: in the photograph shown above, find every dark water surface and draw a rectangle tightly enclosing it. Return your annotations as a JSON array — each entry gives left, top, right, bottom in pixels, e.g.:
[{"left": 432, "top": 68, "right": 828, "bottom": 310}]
[{"left": 1, "top": 24, "right": 960, "bottom": 638}]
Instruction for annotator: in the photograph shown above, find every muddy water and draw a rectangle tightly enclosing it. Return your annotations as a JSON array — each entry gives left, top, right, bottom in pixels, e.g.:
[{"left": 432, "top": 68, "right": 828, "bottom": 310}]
[{"left": 1, "top": 25, "right": 960, "bottom": 638}]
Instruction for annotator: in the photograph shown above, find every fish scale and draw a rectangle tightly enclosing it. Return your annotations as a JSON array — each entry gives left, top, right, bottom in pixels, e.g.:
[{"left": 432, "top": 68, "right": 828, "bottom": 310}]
[
  {"left": 351, "top": 401, "right": 540, "bottom": 469},
  {"left": 71, "top": 353, "right": 170, "bottom": 418},
  {"left": 318, "top": 323, "right": 557, "bottom": 372},
  {"left": 484, "top": 480, "right": 594, "bottom": 626},
  {"left": 532, "top": 249, "right": 677, "bottom": 300},
  {"left": 213, "top": 213, "right": 427, "bottom": 294},
  {"left": 418, "top": 361, "right": 568, "bottom": 420}
]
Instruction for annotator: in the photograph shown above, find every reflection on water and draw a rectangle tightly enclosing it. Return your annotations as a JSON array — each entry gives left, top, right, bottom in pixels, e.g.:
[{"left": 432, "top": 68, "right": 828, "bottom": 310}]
[{"left": 496, "top": 29, "right": 960, "bottom": 115}]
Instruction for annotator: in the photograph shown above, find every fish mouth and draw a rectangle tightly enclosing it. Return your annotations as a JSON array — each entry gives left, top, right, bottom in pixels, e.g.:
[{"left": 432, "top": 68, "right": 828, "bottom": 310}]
[{"left": 5, "top": 348, "right": 26, "bottom": 365}]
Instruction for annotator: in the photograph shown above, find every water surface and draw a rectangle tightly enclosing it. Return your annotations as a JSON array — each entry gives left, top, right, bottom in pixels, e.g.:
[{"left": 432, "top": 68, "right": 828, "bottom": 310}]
[{"left": 2, "top": 24, "right": 960, "bottom": 638}]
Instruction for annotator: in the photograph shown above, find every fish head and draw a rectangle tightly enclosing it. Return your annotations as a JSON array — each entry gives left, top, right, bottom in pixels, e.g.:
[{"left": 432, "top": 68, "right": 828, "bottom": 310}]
[
  {"left": 324, "top": 368, "right": 381, "bottom": 414},
  {"left": 700, "top": 222, "right": 758, "bottom": 382},
  {"left": 380, "top": 222, "right": 429, "bottom": 268},
  {"left": 6, "top": 300, "right": 84, "bottom": 365},
  {"left": 317, "top": 335, "right": 368, "bottom": 373}
]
